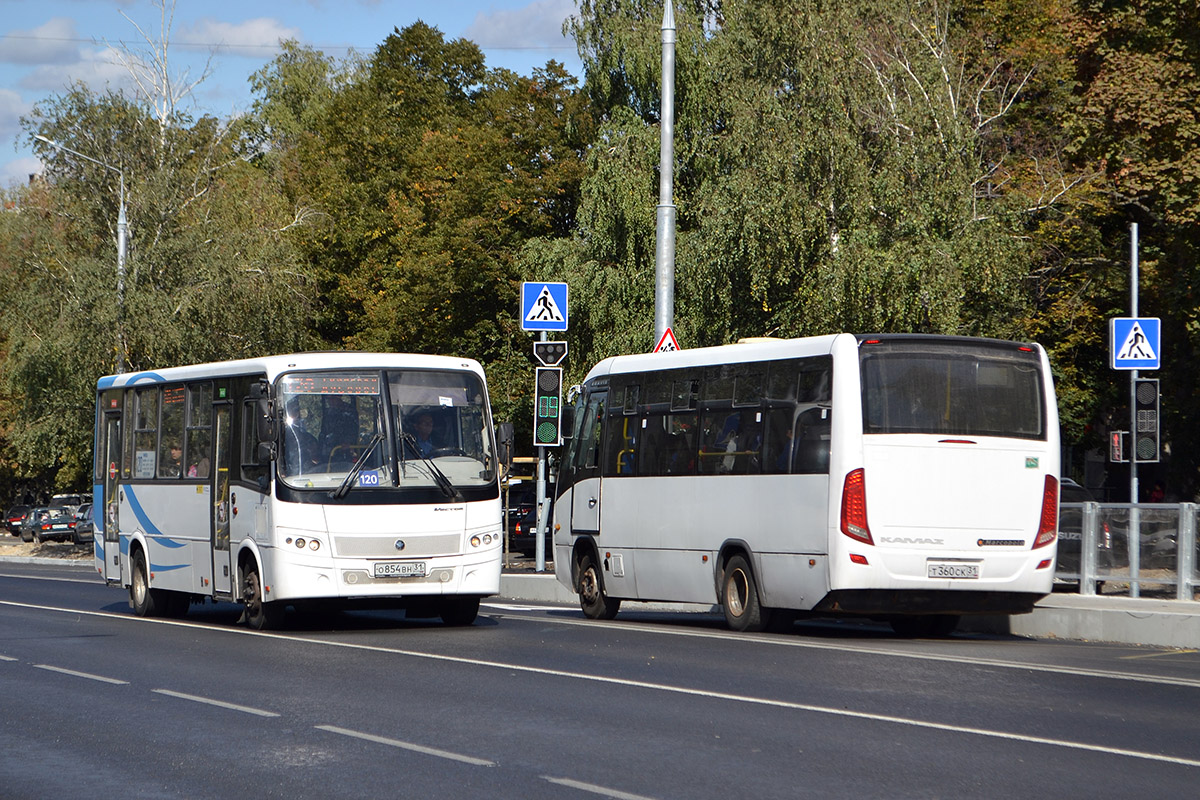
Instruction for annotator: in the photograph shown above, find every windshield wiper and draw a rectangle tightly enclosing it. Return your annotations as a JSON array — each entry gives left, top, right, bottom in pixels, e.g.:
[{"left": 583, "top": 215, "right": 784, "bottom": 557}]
[
  {"left": 400, "top": 432, "right": 459, "bottom": 499},
  {"left": 330, "top": 433, "right": 384, "bottom": 499}
]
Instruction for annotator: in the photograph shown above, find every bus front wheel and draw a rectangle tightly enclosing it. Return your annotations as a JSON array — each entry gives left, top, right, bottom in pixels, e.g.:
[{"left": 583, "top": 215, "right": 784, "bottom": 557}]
[
  {"left": 242, "top": 562, "right": 284, "bottom": 630},
  {"left": 130, "top": 550, "right": 161, "bottom": 617},
  {"left": 722, "top": 555, "right": 772, "bottom": 632},
  {"left": 577, "top": 553, "right": 620, "bottom": 620}
]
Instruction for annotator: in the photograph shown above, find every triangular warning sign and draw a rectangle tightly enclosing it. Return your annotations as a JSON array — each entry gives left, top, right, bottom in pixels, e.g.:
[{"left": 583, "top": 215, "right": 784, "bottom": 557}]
[
  {"left": 525, "top": 286, "right": 565, "bottom": 324},
  {"left": 653, "top": 327, "right": 680, "bottom": 353},
  {"left": 1117, "top": 321, "right": 1157, "bottom": 362}
]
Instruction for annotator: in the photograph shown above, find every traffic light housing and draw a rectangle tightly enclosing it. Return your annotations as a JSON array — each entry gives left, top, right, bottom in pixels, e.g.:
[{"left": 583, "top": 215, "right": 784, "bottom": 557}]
[
  {"left": 534, "top": 367, "right": 562, "bottom": 446},
  {"left": 1133, "top": 378, "right": 1160, "bottom": 463}
]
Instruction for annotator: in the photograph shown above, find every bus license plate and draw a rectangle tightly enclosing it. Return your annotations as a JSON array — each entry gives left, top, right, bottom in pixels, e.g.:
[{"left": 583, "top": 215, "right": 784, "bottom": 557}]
[
  {"left": 373, "top": 561, "right": 426, "bottom": 579},
  {"left": 927, "top": 562, "right": 979, "bottom": 579}
]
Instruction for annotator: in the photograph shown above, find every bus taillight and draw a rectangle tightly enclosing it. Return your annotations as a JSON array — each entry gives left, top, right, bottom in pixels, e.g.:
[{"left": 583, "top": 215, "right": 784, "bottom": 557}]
[
  {"left": 1033, "top": 474, "right": 1058, "bottom": 549},
  {"left": 840, "top": 468, "right": 873, "bottom": 545}
]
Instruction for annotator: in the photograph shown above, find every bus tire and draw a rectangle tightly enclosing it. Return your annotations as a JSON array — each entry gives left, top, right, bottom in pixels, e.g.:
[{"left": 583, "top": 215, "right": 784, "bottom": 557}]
[
  {"left": 721, "top": 554, "right": 771, "bottom": 632},
  {"left": 130, "top": 549, "right": 162, "bottom": 617},
  {"left": 577, "top": 552, "right": 620, "bottom": 620},
  {"left": 440, "top": 596, "right": 480, "bottom": 626},
  {"left": 242, "top": 562, "right": 284, "bottom": 630}
]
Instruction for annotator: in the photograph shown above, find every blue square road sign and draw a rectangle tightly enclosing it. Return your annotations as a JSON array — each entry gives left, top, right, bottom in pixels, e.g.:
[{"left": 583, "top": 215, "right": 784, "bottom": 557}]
[
  {"left": 521, "top": 282, "right": 569, "bottom": 332},
  {"left": 1110, "top": 317, "right": 1160, "bottom": 370}
]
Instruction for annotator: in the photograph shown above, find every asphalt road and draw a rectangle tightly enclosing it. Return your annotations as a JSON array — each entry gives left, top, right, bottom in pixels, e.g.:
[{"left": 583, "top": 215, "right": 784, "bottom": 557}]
[{"left": 2, "top": 561, "right": 1199, "bottom": 799}]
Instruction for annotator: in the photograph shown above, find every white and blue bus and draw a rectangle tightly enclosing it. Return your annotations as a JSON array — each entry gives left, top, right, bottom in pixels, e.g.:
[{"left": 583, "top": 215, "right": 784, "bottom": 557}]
[
  {"left": 92, "top": 352, "right": 509, "bottom": 629},
  {"left": 553, "top": 334, "right": 1060, "bottom": 636}
]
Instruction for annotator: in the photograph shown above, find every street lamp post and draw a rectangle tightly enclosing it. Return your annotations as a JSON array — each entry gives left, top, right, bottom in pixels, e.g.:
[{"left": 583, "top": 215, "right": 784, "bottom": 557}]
[{"left": 34, "top": 134, "right": 128, "bottom": 374}]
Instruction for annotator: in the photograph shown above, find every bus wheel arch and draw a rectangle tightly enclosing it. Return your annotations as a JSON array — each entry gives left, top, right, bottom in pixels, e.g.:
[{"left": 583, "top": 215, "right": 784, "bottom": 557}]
[
  {"left": 238, "top": 549, "right": 284, "bottom": 630},
  {"left": 718, "top": 547, "right": 774, "bottom": 633},
  {"left": 129, "top": 544, "right": 161, "bottom": 617},
  {"left": 573, "top": 539, "right": 620, "bottom": 620}
]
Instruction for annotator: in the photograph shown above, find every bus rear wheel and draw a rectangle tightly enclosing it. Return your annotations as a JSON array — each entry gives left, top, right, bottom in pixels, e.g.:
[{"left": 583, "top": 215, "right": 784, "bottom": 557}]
[
  {"left": 242, "top": 562, "right": 284, "bottom": 630},
  {"left": 577, "top": 552, "right": 620, "bottom": 620},
  {"left": 722, "top": 555, "right": 773, "bottom": 632}
]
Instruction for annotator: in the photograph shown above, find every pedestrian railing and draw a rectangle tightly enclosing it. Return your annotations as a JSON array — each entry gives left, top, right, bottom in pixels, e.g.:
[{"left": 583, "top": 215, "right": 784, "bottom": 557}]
[{"left": 1058, "top": 502, "right": 1199, "bottom": 600}]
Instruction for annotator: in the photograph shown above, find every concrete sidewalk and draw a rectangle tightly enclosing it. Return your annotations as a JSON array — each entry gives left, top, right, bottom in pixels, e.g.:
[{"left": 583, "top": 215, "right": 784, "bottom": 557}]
[{"left": 501, "top": 571, "right": 1200, "bottom": 649}]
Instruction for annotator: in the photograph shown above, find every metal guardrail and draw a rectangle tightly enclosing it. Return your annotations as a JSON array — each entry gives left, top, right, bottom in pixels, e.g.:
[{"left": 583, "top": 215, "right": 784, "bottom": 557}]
[{"left": 1059, "top": 502, "right": 1199, "bottom": 601}]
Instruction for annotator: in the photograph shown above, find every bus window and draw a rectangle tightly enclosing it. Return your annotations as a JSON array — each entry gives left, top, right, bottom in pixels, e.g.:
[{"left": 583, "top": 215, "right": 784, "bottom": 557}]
[{"left": 134, "top": 387, "right": 159, "bottom": 479}]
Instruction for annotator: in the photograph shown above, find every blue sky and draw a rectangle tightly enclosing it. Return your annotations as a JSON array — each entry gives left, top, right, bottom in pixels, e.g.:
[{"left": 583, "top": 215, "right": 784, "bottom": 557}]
[{"left": 0, "top": 0, "right": 583, "bottom": 188}]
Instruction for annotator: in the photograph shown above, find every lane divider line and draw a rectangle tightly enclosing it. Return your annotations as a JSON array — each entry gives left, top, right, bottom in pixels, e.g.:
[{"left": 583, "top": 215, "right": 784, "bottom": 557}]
[
  {"left": 152, "top": 688, "right": 279, "bottom": 717},
  {"left": 315, "top": 724, "right": 496, "bottom": 767},
  {"left": 34, "top": 664, "right": 128, "bottom": 684}
]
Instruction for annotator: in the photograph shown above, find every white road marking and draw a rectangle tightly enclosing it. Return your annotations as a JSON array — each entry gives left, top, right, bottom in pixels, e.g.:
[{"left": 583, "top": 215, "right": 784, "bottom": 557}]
[
  {"left": 34, "top": 664, "right": 128, "bottom": 684},
  {"left": 152, "top": 688, "right": 279, "bottom": 717},
  {"left": 315, "top": 724, "right": 495, "bottom": 766},
  {"left": 0, "top": 653, "right": 17, "bottom": 662},
  {"left": 6, "top": 599, "right": 1200, "bottom": 768},
  {"left": 543, "top": 776, "right": 659, "bottom": 800},
  {"left": 488, "top": 610, "right": 1200, "bottom": 690}
]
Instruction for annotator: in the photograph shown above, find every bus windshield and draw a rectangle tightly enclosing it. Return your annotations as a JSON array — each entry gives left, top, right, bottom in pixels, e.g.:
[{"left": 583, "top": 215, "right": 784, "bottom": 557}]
[
  {"left": 860, "top": 341, "right": 1045, "bottom": 440},
  {"left": 277, "top": 369, "right": 494, "bottom": 490}
]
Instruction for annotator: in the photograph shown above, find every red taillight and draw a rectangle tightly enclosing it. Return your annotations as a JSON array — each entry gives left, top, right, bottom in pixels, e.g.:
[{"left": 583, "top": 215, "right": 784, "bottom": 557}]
[
  {"left": 1033, "top": 474, "right": 1058, "bottom": 549},
  {"left": 840, "top": 468, "right": 872, "bottom": 545}
]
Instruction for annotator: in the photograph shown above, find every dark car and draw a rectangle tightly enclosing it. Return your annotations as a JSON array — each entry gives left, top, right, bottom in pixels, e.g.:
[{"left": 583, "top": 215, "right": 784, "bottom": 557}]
[
  {"left": 73, "top": 503, "right": 95, "bottom": 545},
  {"left": 21, "top": 506, "right": 77, "bottom": 544},
  {"left": 5, "top": 504, "right": 30, "bottom": 536},
  {"left": 509, "top": 505, "right": 553, "bottom": 559},
  {"left": 504, "top": 484, "right": 537, "bottom": 536},
  {"left": 1056, "top": 479, "right": 1116, "bottom": 578}
]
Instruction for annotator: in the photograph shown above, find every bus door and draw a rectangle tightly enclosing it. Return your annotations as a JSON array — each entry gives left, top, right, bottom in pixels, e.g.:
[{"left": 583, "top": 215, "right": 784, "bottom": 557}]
[
  {"left": 101, "top": 410, "right": 123, "bottom": 584},
  {"left": 211, "top": 404, "right": 235, "bottom": 595},
  {"left": 568, "top": 390, "right": 607, "bottom": 538}
]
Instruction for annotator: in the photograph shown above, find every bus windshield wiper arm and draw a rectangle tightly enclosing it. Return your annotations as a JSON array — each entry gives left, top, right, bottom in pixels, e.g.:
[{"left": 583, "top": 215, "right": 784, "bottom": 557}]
[
  {"left": 400, "top": 432, "right": 459, "bottom": 499},
  {"left": 330, "top": 433, "right": 383, "bottom": 499}
]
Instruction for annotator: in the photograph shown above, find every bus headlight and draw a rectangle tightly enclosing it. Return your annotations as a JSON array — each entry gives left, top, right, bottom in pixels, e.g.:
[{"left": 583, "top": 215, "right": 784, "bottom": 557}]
[
  {"left": 470, "top": 535, "right": 481, "bottom": 548},
  {"left": 309, "top": 539, "right": 320, "bottom": 551}
]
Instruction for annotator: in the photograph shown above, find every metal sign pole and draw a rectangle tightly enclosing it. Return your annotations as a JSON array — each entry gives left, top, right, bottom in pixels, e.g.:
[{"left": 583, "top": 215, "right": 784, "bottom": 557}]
[
  {"left": 1129, "top": 222, "right": 1140, "bottom": 597},
  {"left": 535, "top": 331, "right": 548, "bottom": 572}
]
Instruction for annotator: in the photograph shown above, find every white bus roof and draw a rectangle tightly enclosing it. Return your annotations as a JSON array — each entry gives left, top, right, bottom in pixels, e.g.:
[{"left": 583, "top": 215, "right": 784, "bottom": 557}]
[
  {"left": 584, "top": 334, "right": 847, "bottom": 383},
  {"left": 97, "top": 352, "right": 486, "bottom": 390}
]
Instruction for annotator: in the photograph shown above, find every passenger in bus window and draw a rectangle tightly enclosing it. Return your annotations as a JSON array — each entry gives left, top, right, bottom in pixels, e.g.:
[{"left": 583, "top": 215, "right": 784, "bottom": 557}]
[
  {"left": 164, "top": 442, "right": 183, "bottom": 478},
  {"left": 188, "top": 448, "right": 211, "bottom": 478}
]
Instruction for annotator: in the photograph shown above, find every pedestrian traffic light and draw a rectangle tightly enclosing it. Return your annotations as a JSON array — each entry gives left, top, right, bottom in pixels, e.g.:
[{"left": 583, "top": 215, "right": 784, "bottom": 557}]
[
  {"left": 1133, "top": 378, "right": 1160, "bottom": 463},
  {"left": 1109, "top": 430, "right": 1128, "bottom": 463},
  {"left": 534, "top": 367, "right": 562, "bottom": 446}
]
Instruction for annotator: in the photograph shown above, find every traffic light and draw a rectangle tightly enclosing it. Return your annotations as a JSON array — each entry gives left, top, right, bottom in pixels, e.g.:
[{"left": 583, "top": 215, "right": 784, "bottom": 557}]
[
  {"left": 1133, "top": 378, "right": 1160, "bottom": 463},
  {"left": 534, "top": 367, "right": 562, "bottom": 446},
  {"left": 533, "top": 340, "right": 568, "bottom": 366},
  {"left": 1109, "top": 430, "right": 1128, "bottom": 463}
]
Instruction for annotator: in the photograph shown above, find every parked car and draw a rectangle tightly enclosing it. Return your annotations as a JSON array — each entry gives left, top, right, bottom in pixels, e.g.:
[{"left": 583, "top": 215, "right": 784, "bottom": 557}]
[
  {"left": 73, "top": 503, "right": 95, "bottom": 545},
  {"left": 509, "top": 504, "right": 553, "bottom": 559},
  {"left": 21, "top": 506, "right": 77, "bottom": 544},
  {"left": 50, "top": 493, "right": 88, "bottom": 512},
  {"left": 504, "top": 483, "right": 537, "bottom": 537},
  {"left": 1056, "top": 479, "right": 1114, "bottom": 578},
  {"left": 5, "top": 504, "right": 30, "bottom": 536}
]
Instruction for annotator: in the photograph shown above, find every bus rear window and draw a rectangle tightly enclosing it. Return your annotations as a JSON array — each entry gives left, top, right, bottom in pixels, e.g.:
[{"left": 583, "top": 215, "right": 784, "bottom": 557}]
[{"left": 861, "top": 343, "right": 1045, "bottom": 440}]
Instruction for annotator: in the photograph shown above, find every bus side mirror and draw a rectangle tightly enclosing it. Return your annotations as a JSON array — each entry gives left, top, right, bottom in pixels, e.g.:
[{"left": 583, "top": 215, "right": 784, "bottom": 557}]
[
  {"left": 495, "top": 422, "right": 514, "bottom": 467},
  {"left": 250, "top": 381, "right": 276, "bottom": 444},
  {"left": 559, "top": 406, "right": 575, "bottom": 440}
]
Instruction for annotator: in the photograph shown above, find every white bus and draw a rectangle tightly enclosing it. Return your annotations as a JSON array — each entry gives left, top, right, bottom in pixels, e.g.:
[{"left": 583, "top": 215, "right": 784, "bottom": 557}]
[
  {"left": 92, "top": 352, "right": 510, "bottom": 629},
  {"left": 552, "top": 334, "right": 1060, "bottom": 636}
]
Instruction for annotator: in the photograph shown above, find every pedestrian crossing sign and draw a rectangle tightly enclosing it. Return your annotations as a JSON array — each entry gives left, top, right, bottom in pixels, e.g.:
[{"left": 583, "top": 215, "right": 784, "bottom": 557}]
[
  {"left": 1110, "top": 317, "right": 1160, "bottom": 370},
  {"left": 521, "top": 282, "right": 568, "bottom": 332}
]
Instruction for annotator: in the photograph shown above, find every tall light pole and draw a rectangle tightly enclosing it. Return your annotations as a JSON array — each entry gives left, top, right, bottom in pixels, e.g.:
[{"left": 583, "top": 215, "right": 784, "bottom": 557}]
[
  {"left": 34, "top": 134, "right": 128, "bottom": 374},
  {"left": 654, "top": 1, "right": 677, "bottom": 345}
]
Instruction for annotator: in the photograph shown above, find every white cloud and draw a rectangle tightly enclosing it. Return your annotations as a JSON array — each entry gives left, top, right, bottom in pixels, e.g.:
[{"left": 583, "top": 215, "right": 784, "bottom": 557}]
[
  {"left": 0, "top": 155, "right": 43, "bottom": 190},
  {"left": 0, "top": 88, "right": 31, "bottom": 142},
  {"left": 19, "top": 45, "right": 136, "bottom": 93},
  {"left": 462, "top": 0, "right": 575, "bottom": 49},
  {"left": 0, "top": 17, "right": 82, "bottom": 66},
  {"left": 175, "top": 17, "right": 302, "bottom": 57}
]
